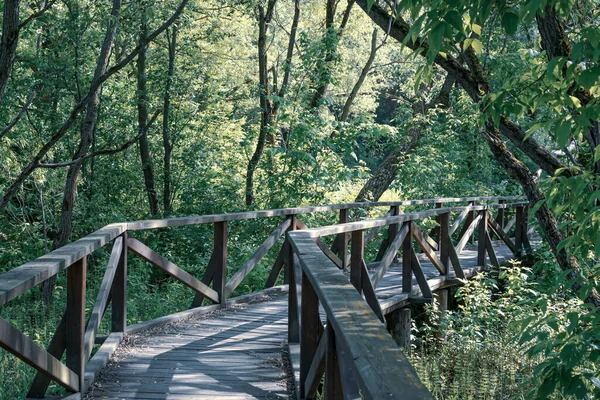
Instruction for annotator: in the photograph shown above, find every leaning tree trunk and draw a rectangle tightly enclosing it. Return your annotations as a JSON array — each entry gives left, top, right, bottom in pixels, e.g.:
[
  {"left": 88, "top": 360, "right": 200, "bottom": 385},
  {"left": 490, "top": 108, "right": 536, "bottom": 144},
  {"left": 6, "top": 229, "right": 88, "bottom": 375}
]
[
  {"left": 355, "top": 74, "right": 455, "bottom": 202},
  {"left": 43, "top": 0, "right": 122, "bottom": 303},
  {"left": 0, "top": 0, "right": 20, "bottom": 107},
  {"left": 162, "top": 25, "right": 177, "bottom": 215},
  {"left": 137, "top": 4, "right": 160, "bottom": 216}
]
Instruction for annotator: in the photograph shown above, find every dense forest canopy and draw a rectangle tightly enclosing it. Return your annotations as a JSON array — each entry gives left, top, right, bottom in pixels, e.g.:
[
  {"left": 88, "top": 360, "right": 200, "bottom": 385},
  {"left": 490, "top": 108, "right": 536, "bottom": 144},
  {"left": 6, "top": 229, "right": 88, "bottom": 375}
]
[{"left": 0, "top": 0, "right": 599, "bottom": 397}]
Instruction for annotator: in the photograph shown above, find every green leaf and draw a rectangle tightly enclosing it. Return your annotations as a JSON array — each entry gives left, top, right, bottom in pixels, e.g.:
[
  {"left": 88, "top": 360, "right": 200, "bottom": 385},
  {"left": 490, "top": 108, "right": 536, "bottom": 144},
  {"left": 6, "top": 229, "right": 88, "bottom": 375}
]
[
  {"left": 366, "top": 0, "right": 375, "bottom": 11},
  {"left": 578, "top": 67, "right": 600, "bottom": 89},
  {"left": 470, "top": 38, "right": 483, "bottom": 54},
  {"left": 556, "top": 121, "right": 572, "bottom": 147},
  {"left": 501, "top": 11, "right": 519, "bottom": 35},
  {"left": 444, "top": 10, "right": 463, "bottom": 32}
]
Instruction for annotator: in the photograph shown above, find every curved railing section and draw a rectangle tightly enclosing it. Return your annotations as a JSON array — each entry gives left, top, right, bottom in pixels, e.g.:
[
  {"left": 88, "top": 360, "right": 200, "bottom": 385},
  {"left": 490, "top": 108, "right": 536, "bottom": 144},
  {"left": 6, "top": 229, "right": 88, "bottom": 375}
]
[{"left": 0, "top": 196, "right": 527, "bottom": 398}]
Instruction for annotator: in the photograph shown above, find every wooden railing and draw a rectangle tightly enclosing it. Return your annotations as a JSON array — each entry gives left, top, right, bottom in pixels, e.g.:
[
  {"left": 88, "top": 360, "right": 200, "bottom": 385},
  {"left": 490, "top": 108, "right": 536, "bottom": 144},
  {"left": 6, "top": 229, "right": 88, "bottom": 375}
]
[
  {"left": 287, "top": 200, "right": 530, "bottom": 399},
  {"left": 0, "top": 196, "right": 527, "bottom": 399}
]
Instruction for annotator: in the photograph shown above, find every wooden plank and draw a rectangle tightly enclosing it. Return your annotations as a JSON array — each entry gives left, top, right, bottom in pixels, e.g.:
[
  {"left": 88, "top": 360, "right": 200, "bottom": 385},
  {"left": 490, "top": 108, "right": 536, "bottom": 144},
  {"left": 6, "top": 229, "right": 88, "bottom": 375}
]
[
  {"left": 304, "top": 330, "right": 327, "bottom": 398},
  {"left": 0, "top": 317, "right": 79, "bottom": 391},
  {"left": 225, "top": 217, "right": 291, "bottom": 298},
  {"left": 485, "top": 231, "right": 499, "bottom": 267},
  {"left": 325, "top": 323, "right": 343, "bottom": 400},
  {"left": 334, "top": 335, "right": 361, "bottom": 400},
  {"left": 300, "top": 271, "right": 322, "bottom": 399},
  {"left": 83, "top": 332, "right": 124, "bottom": 393},
  {"left": 27, "top": 312, "right": 67, "bottom": 398},
  {"left": 478, "top": 211, "right": 488, "bottom": 266},
  {"left": 289, "top": 232, "right": 432, "bottom": 398},
  {"left": 410, "top": 247, "right": 433, "bottom": 299},
  {"left": 411, "top": 222, "right": 445, "bottom": 274},
  {"left": 449, "top": 207, "right": 470, "bottom": 235},
  {"left": 402, "top": 222, "right": 413, "bottom": 294},
  {"left": 297, "top": 219, "right": 343, "bottom": 268},
  {"left": 350, "top": 230, "right": 364, "bottom": 292},
  {"left": 213, "top": 221, "right": 228, "bottom": 303},
  {"left": 0, "top": 224, "right": 124, "bottom": 307},
  {"left": 338, "top": 208, "right": 349, "bottom": 270},
  {"left": 486, "top": 213, "right": 517, "bottom": 253},
  {"left": 111, "top": 233, "right": 127, "bottom": 333},
  {"left": 364, "top": 208, "right": 394, "bottom": 245},
  {"left": 361, "top": 261, "right": 384, "bottom": 323},
  {"left": 85, "top": 236, "right": 122, "bottom": 359},
  {"left": 127, "top": 237, "right": 219, "bottom": 303},
  {"left": 372, "top": 223, "right": 409, "bottom": 288},
  {"left": 456, "top": 214, "right": 482, "bottom": 253},
  {"left": 66, "top": 257, "right": 86, "bottom": 392}
]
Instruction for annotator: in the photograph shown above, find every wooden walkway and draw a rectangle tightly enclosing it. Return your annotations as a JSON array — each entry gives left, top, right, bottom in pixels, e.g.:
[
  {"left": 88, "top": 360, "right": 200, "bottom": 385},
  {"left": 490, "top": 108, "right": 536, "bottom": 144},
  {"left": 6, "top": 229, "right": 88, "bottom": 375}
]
[{"left": 85, "top": 241, "right": 517, "bottom": 400}]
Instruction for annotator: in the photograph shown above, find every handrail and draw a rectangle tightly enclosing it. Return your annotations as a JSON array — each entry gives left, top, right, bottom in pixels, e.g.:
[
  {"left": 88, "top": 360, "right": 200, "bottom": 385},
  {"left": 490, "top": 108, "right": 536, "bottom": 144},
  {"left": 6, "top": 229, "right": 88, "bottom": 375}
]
[{"left": 0, "top": 196, "right": 528, "bottom": 398}]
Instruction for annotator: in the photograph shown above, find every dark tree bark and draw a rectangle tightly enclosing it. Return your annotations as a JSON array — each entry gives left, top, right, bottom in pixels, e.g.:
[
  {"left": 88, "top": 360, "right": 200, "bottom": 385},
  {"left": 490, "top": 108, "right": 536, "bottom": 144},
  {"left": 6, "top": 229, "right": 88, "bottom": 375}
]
[
  {"left": 245, "top": 0, "right": 277, "bottom": 206},
  {"left": 340, "top": 28, "right": 378, "bottom": 122},
  {"left": 0, "top": 0, "right": 189, "bottom": 212},
  {"left": 355, "top": 0, "right": 575, "bottom": 274},
  {"left": 43, "top": 0, "right": 122, "bottom": 302},
  {"left": 137, "top": 3, "right": 160, "bottom": 216},
  {"left": 0, "top": 0, "right": 21, "bottom": 107},
  {"left": 355, "top": 74, "right": 455, "bottom": 202},
  {"left": 162, "top": 25, "right": 177, "bottom": 215}
]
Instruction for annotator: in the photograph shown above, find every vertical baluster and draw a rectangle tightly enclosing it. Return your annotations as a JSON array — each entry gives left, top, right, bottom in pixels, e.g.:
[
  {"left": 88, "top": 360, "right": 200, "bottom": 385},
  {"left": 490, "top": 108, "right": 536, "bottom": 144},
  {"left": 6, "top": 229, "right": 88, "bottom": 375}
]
[
  {"left": 283, "top": 216, "right": 296, "bottom": 284},
  {"left": 495, "top": 199, "right": 506, "bottom": 239},
  {"left": 66, "top": 257, "right": 86, "bottom": 392},
  {"left": 433, "top": 202, "right": 443, "bottom": 242},
  {"left": 288, "top": 217, "right": 299, "bottom": 344},
  {"left": 300, "top": 271, "right": 320, "bottom": 399},
  {"left": 439, "top": 211, "right": 450, "bottom": 275},
  {"left": 112, "top": 232, "right": 127, "bottom": 333},
  {"left": 515, "top": 206, "right": 523, "bottom": 251},
  {"left": 337, "top": 208, "right": 348, "bottom": 270},
  {"left": 213, "top": 221, "right": 228, "bottom": 304},
  {"left": 478, "top": 210, "right": 488, "bottom": 266},
  {"left": 350, "top": 230, "right": 364, "bottom": 293},
  {"left": 402, "top": 222, "right": 412, "bottom": 294},
  {"left": 325, "top": 322, "right": 342, "bottom": 399}
]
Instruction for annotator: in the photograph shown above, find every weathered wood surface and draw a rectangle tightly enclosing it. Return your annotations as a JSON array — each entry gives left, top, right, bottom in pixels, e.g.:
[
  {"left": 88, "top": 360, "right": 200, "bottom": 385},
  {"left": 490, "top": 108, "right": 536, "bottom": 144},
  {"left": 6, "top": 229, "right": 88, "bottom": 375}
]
[{"left": 86, "top": 296, "right": 291, "bottom": 399}]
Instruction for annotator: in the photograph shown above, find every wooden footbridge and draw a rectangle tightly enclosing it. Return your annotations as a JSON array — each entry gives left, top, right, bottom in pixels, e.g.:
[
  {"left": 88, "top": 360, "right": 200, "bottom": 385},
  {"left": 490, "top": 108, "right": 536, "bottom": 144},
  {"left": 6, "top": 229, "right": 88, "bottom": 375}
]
[{"left": 0, "top": 196, "right": 534, "bottom": 399}]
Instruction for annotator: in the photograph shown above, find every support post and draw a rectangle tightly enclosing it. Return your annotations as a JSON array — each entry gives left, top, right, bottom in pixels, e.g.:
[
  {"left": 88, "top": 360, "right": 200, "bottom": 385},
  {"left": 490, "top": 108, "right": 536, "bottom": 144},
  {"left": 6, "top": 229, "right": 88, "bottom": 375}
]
[
  {"left": 478, "top": 210, "right": 488, "bottom": 267},
  {"left": 494, "top": 199, "right": 506, "bottom": 239},
  {"left": 66, "top": 257, "right": 86, "bottom": 392},
  {"left": 350, "top": 230, "right": 364, "bottom": 293},
  {"left": 325, "top": 322, "right": 342, "bottom": 399},
  {"left": 112, "top": 232, "right": 127, "bottom": 333},
  {"left": 439, "top": 212, "right": 450, "bottom": 275},
  {"left": 402, "top": 222, "right": 413, "bottom": 294},
  {"left": 435, "top": 289, "right": 449, "bottom": 313},
  {"left": 287, "top": 218, "right": 299, "bottom": 344},
  {"left": 300, "top": 271, "right": 321, "bottom": 399},
  {"left": 515, "top": 206, "right": 524, "bottom": 251},
  {"left": 386, "top": 308, "right": 411, "bottom": 356},
  {"left": 283, "top": 216, "right": 296, "bottom": 284},
  {"left": 337, "top": 208, "right": 349, "bottom": 270},
  {"left": 213, "top": 221, "right": 228, "bottom": 304}
]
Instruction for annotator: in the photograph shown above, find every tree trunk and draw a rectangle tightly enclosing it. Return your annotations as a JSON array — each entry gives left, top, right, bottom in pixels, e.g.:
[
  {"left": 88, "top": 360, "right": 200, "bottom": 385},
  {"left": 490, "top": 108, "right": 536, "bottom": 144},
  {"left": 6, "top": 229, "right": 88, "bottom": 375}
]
[
  {"left": 355, "top": 74, "right": 455, "bottom": 202},
  {"left": 0, "top": 0, "right": 189, "bottom": 212},
  {"left": 137, "top": 4, "right": 160, "bottom": 216},
  {"left": 0, "top": 0, "right": 20, "bottom": 107},
  {"left": 245, "top": 1, "right": 276, "bottom": 206},
  {"left": 340, "top": 28, "right": 378, "bottom": 122},
  {"left": 43, "top": 0, "right": 122, "bottom": 303},
  {"left": 162, "top": 25, "right": 177, "bottom": 215}
]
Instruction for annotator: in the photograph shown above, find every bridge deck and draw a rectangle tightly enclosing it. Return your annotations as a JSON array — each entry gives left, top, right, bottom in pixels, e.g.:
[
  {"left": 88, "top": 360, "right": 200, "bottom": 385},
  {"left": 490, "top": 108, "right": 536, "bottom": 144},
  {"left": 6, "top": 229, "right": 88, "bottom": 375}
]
[{"left": 85, "top": 241, "right": 517, "bottom": 400}]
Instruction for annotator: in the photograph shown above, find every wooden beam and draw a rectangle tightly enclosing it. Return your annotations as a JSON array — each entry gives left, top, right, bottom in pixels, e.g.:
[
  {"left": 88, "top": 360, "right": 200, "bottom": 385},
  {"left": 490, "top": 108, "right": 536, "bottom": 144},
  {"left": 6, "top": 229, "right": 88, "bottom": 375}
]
[
  {"left": 411, "top": 222, "right": 445, "bottom": 274},
  {"left": 225, "top": 217, "right": 292, "bottom": 297},
  {"left": 448, "top": 240, "right": 465, "bottom": 280},
  {"left": 486, "top": 213, "right": 517, "bottom": 253},
  {"left": 66, "top": 257, "right": 86, "bottom": 392},
  {"left": 111, "top": 233, "right": 127, "bottom": 333},
  {"left": 325, "top": 324, "right": 343, "bottom": 400},
  {"left": 300, "top": 271, "right": 322, "bottom": 399},
  {"left": 450, "top": 207, "right": 470, "bottom": 236},
  {"left": 372, "top": 223, "right": 409, "bottom": 288},
  {"left": 402, "top": 222, "right": 413, "bottom": 294},
  {"left": 350, "top": 230, "right": 364, "bottom": 292},
  {"left": 304, "top": 330, "right": 327, "bottom": 398},
  {"left": 191, "top": 252, "right": 215, "bottom": 307},
  {"left": 85, "top": 237, "right": 122, "bottom": 360},
  {"left": 477, "top": 211, "right": 488, "bottom": 266},
  {"left": 361, "top": 261, "right": 384, "bottom": 323},
  {"left": 364, "top": 208, "right": 394, "bottom": 245},
  {"left": 127, "top": 238, "right": 219, "bottom": 303},
  {"left": 297, "top": 219, "right": 343, "bottom": 268},
  {"left": 410, "top": 248, "right": 433, "bottom": 299},
  {"left": 334, "top": 335, "right": 361, "bottom": 400},
  {"left": 485, "top": 231, "right": 499, "bottom": 267},
  {"left": 0, "top": 317, "right": 79, "bottom": 392},
  {"left": 213, "top": 222, "right": 228, "bottom": 303},
  {"left": 456, "top": 214, "right": 482, "bottom": 253}
]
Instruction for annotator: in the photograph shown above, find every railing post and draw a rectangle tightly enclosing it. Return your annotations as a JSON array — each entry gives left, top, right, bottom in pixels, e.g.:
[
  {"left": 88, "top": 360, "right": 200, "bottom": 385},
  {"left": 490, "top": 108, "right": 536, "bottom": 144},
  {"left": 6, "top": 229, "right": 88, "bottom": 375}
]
[
  {"left": 350, "top": 229, "right": 364, "bottom": 293},
  {"left": 515, "top": 206, "right": 523, "bottom": 251},
  {"left": 112, "top": 232, "right": 127, "bottom": 333},
  {"left": 213, "top": 221, "right": 228, "bottom": 304},
  {"left": 477, "top": 210, "right": 488, "bottom": 266},
  {"left": 433, "top": 202, "right": 443, "bottom": 242},
  {"left": 389, "top": 205, "right": 399, "bottom": 243},
  {"left": 402, "top": 222, "right": 413, "bottom": 294},
  {"left": 283, "top": 216, "right": 296, "bottom": 284},
  {"left": 469, "top": 200, "right": 476, "bottom": 244},
  {"left": 66, "top": 257, "right": 86, "bottom": 392},
  {"left": 325, "top": 322, "right": 342, "bottom": 399},
  {"left": 300, "top": 271, "right": 320, "bottom": 399},
  {"left": 495, "top": 199, "right": 506, "bottom": 239},
  {"left": 337, "top": 208, "right": 349, "bottom": 270},
  {"left": 288, "top": 218, "right": 299, "bottom": 344},
  {"left": 439, "top": 211, "right": 450, "bottom": 275}
]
